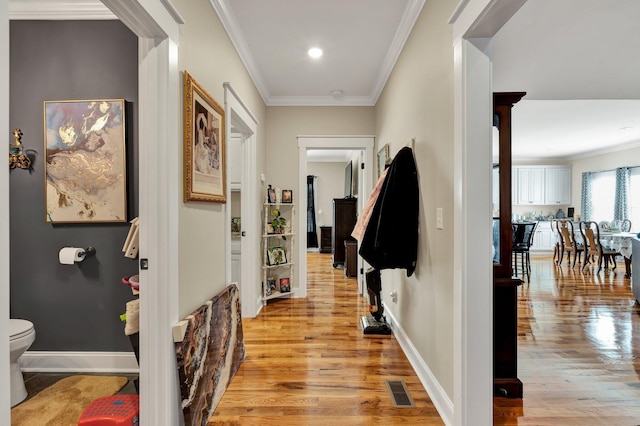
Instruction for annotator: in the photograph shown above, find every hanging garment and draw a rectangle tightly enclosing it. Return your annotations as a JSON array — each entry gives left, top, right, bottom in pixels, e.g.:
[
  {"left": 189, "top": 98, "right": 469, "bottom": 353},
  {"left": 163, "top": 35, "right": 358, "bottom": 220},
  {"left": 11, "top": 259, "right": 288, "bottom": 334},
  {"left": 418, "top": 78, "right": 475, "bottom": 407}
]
[{"left": 358, "top": 147, "right": 419, "bottom": 277}]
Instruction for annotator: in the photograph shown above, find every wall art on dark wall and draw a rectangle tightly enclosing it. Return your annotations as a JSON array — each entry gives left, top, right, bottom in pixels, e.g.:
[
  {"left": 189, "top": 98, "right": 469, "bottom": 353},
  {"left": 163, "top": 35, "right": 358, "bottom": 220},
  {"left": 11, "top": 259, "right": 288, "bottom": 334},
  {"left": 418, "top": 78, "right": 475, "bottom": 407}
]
[{"left": 44, "top": 99, "right": 127, "bottom": 223}]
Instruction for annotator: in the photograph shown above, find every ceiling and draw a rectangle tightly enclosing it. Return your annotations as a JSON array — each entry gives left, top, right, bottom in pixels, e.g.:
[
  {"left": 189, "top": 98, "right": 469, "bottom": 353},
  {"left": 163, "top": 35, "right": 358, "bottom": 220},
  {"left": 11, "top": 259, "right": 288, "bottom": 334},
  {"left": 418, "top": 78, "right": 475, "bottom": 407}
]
[
  {"left": 213, "top": 0, "right": 424, "bottom": 106},
  {"left": 491, "top": 0, "right": 640, "bottom": 161},
  {"left": 10, "top": 0, "right": 640, "bottom": 161}
]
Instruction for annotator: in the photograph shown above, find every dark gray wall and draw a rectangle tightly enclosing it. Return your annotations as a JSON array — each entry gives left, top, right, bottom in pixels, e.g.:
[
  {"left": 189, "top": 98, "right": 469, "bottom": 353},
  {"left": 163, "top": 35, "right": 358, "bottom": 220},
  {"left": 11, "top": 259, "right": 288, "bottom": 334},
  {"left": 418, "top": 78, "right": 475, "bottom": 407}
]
[{"left": 10, "top": 20, "right": 138, "bottom": 351}]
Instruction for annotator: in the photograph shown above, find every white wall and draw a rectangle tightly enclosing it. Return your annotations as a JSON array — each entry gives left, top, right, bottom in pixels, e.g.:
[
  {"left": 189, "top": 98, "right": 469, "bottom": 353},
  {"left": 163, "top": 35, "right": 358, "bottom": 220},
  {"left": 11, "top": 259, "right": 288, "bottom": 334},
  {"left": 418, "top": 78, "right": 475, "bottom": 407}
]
[
  {"left": 374, "top": 0, "right": 457, "bottom": 399},
  {"left": 307, "top": 162, "right": 348, "bottom": 231},
  {"left": 173, "top": 0, "right": 266, "bottom": 318},
  {"left": 265, "top": 106, "right": 376, "bottom": 264},
  {"left": 570, "top": 146, "right": 640, "bottom": 218}
]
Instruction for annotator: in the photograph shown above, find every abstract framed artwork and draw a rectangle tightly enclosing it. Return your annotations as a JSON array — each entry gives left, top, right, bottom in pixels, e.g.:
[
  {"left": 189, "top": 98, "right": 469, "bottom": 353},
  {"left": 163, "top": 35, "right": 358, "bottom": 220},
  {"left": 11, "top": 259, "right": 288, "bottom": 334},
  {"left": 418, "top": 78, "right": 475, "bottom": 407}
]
[
  {"left": 44, "top": 99, "right": 127, "bottom": 223},
  {"left": 183, "top": 71, "right": 226, "bottom": 203}
]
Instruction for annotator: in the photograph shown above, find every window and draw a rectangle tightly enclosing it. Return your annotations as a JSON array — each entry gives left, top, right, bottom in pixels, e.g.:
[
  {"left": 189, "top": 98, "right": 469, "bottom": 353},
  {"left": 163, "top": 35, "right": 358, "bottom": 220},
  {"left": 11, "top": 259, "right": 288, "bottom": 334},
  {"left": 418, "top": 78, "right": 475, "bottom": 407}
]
[
  {"left": 590, "top": 170, "right": 615, "bottom": 223},
  {"left": 629, "top": 168, "right": 640, "bottom": 232}
]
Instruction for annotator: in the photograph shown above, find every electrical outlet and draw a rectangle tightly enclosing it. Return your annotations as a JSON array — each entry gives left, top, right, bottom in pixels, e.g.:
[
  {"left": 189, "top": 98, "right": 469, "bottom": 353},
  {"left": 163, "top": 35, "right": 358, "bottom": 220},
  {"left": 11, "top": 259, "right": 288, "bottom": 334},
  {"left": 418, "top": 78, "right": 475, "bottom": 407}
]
[{"left": 436, "top": 208, "right": 443, "bottom": 230}]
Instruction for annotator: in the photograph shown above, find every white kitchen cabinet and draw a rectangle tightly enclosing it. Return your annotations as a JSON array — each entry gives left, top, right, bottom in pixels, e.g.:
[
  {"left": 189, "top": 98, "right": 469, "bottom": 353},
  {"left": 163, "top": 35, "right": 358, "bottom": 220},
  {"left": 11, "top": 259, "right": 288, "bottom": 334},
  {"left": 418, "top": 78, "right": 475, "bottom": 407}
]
[
  {"left": 530, "top": 222, "right": 556, "bottom": 251},
  {"left": 516, "top": 167, "right": 545, "bottom": 205},
  {"left": 544, "top": 167, "right": 571, "bottom": 205},
  {"left": 513, "top": 165, "right": 572, "bottom": 206}
]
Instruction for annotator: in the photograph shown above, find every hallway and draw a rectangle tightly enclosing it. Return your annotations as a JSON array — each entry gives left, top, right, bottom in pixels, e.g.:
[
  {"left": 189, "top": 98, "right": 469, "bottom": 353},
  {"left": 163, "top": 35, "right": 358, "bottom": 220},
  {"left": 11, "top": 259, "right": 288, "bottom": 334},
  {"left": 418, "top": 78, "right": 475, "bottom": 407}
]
[{"left": 211, "top": 252, "right": 444, "bottom": 424}]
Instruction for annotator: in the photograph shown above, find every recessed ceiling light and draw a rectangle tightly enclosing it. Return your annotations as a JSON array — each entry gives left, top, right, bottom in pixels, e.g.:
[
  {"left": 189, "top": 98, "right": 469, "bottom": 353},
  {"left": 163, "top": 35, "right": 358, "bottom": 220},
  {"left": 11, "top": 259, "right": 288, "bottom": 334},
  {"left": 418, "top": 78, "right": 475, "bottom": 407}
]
[
  {"left": 619, "top": 126, "right": 633, "bottom": 131},
  {"left": 330, "top": 90, "right": 343, "bottom": 97},
  {"left": 308, "top": 47, "right": 323, "bottom": 59}
]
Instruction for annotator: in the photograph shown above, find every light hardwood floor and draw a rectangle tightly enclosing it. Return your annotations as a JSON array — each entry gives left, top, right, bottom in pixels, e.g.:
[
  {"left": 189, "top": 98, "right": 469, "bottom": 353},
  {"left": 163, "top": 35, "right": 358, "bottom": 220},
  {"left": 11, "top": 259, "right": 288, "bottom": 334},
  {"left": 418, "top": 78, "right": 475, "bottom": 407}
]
[
  {"left": 212, "top": 251, "right": 640, "bottom": 425},
  {"left": 211, "top": 252, "right": 444, "bottom": 425},
  {"left": 495, "top": 253, "right": 640, "bottom": 425}
]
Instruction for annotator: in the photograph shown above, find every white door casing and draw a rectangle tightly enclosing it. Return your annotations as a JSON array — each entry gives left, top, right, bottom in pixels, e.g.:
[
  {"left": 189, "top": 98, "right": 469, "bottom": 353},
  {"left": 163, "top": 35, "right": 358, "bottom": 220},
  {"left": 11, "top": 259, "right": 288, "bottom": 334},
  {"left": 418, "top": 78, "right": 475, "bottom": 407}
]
[
  {"left": 224, "top": 82, "right": 260, "bottom": 318},
  {"left": 297, "top": 136, "right": 375, "bottom": 298}
]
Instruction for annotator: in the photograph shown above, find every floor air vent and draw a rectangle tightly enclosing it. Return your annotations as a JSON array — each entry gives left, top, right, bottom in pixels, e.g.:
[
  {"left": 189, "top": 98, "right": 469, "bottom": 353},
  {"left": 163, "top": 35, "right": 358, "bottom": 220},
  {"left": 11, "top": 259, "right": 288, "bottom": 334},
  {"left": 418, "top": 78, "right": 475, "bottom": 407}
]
[{"left": 385, "top": 380, "right": 415, "bottom": 408}]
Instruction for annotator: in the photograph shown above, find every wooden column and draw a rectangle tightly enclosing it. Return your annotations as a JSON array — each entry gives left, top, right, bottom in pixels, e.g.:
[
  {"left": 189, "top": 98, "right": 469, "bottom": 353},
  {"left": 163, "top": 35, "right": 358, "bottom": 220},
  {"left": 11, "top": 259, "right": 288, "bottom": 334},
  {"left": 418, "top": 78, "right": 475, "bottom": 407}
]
[{"left": 493, "top": 92, "right": 526, "bottom": 398}]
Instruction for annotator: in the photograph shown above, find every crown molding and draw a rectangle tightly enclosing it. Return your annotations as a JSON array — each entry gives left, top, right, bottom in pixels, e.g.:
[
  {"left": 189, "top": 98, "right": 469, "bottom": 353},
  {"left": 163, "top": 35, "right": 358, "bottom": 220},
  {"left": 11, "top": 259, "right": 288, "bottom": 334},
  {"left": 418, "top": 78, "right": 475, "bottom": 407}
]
[
  {"left": 209, "top": 0, "right": 271, "bottom": 103},
  {"left": 211, "top": 0, "right": 423, "bottom": 107},
  {"left": 267, "top": 95, "right": 375, "bottom": 107},
  {"left": 9, "top": 0, "right": 116, "bottom": 20},
  {"left": 370, "top": 0, "right": 426, "bottom": 105}
]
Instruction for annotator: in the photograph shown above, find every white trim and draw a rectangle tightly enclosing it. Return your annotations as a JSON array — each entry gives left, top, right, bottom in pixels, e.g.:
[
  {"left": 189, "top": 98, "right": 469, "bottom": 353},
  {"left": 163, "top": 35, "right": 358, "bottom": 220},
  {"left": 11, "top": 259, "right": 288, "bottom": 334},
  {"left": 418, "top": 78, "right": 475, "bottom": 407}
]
[
  {"left": 224, "top": 82, "right": 260, "bottom": 318},
  {"left": 104, "top": 1, "right": 182, "bottom": 425},
  {"left": 210, "top": 0, "right": 271, "bottom": 102},
  {"left": 20, "top": 351, "right": 139, "bottom": 373},
  {"left": 385, "top": 307, "right": 453, "bottom": 426},
  {"left": 210, "top": 0, "right": 424, "bottom": 107},
  {"left": 451, "top": 1, "right": 525, "bottom": 425},
  {"left": 9, "top": 0, "right": 117, "bottom": 20},
  {"left": 453, "top": 38, "right": 494, "bottom": 426},
  {"left": 1, "top": 0, "right": 9, "bottom": 422},
  {"left": 138, "top": 35, "right": 182, "bottom": 426},
  {"left": 297, "top": 136, "right": 375, "bottom": 301},
  {"left": 268, "top": 95, "right": 375, "bottom": 107},
  {"left": 370, "top": 0, "right": 426, "bottom": 104}
]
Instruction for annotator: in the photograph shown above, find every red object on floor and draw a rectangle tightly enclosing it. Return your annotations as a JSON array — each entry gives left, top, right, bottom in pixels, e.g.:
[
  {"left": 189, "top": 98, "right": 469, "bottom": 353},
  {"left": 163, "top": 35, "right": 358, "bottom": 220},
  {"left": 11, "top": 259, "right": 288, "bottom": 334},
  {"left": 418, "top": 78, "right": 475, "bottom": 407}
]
[{"left": 77, "top": 394, "right": 139, "bottom": 426}]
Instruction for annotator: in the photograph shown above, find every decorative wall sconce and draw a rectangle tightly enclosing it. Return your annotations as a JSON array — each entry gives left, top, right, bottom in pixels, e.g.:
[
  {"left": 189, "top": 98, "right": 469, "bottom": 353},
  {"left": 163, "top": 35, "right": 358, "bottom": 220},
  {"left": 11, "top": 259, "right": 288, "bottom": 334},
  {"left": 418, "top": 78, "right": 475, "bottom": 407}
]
[{"left": 9, "top": 128, "right": 32, "bottom": 170}]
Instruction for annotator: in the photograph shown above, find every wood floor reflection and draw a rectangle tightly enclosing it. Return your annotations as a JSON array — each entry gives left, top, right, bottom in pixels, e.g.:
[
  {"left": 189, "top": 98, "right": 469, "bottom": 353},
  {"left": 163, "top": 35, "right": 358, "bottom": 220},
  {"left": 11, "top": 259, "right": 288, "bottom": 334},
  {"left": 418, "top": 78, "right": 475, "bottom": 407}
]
[
  {"left": 210, "top": 252, "right": 444, "bottom": 425},
  {"left": 495, "top": 253, "right": 640, "bottom": 425}
]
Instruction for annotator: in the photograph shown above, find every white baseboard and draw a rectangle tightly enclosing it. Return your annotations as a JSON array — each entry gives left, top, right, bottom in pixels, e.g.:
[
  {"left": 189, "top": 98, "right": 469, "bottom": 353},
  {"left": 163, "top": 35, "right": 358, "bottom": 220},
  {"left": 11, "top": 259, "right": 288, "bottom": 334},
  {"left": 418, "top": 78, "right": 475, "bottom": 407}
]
[
  {"left": 385, "top": 308, "right": 454, "bottom": 426},
  {"left": 20, "top": 351, "right": 139, "bottom": 373}
]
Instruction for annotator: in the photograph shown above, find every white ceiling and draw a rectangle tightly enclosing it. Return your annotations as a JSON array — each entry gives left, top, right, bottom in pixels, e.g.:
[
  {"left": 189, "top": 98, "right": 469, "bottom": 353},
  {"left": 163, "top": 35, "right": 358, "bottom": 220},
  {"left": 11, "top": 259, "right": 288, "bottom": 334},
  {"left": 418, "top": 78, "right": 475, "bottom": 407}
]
[
  {"left": 10, "top": 0, "right": 640, "bottom": 161},
  {"left": 491, "top": 0, "right": 640, "bottom": 161},
  {"left": 215, "top": 0, "right": 424, "bottom": 106}
]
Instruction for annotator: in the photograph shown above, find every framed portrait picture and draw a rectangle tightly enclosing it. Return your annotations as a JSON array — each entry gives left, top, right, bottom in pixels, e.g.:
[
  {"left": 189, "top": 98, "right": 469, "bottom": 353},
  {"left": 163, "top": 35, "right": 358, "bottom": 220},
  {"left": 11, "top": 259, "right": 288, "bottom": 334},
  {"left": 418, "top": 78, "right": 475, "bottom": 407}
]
[
  {"left": 44, "top": 99, "right": 127, "bottom": 223},
  {"left": 267, "top": 246, "right": 287, "bottom": 265},
  {"left": 377, "top": 143, "right": 390, "bottom": 178},
  {"left": 279, "top": 277, "right": 290, "bottom": 293},
  {"left": 183, "top": 71, "right": 226, "bottom": 203},
  {"left": 282, "top": 190, "right": 293, "bottom": 203}
]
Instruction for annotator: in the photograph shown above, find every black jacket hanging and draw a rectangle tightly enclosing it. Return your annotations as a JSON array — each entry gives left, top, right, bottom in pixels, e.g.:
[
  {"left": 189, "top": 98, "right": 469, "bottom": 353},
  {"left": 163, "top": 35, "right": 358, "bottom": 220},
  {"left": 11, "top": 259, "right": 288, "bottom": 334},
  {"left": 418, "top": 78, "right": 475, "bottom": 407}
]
[{"left": 358, "top": 146, "right": 419, "bottom": 276}]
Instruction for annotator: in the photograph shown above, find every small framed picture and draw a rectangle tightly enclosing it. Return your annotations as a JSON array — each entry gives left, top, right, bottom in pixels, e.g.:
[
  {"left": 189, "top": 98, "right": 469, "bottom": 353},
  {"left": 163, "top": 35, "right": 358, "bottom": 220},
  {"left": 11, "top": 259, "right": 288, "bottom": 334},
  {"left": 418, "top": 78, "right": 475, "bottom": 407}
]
[
  {"left": 266, "top": 276, "right": 277, "bottom": 296},
  {"left": 281, "top": 189, "right": 293, "bottom": 203},
  {"left": 267, "top": 246, "right": 287, "bottom": 265},
  {"left": 267, "top": 187, "right": 277, "bottom": 203},
  {"left": 279, "top": 277, "right": 290, "bottom": 292}
]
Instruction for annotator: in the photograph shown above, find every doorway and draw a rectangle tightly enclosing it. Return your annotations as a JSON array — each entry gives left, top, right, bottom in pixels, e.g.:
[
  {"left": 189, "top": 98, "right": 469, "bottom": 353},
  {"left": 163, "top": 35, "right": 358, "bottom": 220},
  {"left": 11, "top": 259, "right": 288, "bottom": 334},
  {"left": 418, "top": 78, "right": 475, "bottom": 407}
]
[
  {"left": 224, "top": 83, "right": 260, "bottom": 318},
  {"left": 297, "top": 136, "right": 374, "bottom": 296}
]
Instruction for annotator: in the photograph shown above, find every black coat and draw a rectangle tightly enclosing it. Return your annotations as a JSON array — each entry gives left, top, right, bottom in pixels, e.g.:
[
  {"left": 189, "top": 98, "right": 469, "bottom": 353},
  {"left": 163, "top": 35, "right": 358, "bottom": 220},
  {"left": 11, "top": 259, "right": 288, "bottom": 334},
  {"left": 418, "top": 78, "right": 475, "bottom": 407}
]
[{"left": 359, "top": 147, "right": 419, "bottom": 276}]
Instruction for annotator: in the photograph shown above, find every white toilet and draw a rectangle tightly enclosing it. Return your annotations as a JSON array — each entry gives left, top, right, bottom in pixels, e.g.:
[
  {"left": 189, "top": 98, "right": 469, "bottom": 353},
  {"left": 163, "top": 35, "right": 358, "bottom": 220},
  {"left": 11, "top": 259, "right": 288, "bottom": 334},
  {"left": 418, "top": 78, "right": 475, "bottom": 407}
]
[{"left": 10, "top": 319, "right": 35, "bottom": 407}]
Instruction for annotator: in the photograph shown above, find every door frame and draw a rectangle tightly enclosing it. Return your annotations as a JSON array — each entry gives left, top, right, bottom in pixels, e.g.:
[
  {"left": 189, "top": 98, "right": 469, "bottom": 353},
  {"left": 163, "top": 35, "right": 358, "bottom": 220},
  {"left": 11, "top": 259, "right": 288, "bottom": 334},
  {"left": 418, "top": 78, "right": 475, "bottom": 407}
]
[
  {"left": 297, "top": 136, "right": 375, "bottom": 297},
  {"left": 224, "top": 82, "right": 260, "bottom": 318},
  {"left": 449, "top": 0, "right": 527, "bottom": 424}
]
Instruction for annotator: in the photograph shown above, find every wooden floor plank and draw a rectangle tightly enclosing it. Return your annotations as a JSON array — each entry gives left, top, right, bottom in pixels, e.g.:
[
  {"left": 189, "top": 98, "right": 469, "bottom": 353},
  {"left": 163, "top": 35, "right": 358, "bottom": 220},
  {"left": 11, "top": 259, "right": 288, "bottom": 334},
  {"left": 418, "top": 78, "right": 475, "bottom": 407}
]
[
  {"left": 495, "top": 253, "right": 640, "bottom": 425},
  {"left": 211, "top": 252, "right": 444, "bottom": 424},
  {"left": 213, "top": 251, "right": 640, "bottom": 424}
]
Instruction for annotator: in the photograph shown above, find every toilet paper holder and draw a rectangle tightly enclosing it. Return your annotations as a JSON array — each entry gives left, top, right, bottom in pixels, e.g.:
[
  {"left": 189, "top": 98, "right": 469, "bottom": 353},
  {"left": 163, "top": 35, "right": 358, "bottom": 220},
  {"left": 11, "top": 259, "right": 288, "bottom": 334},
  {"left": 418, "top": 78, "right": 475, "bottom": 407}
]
[
  {"left": 59, "top": 246, "right": 97, "bottom": 265},
  {"left": 81, "top": 247, "right": 97, "bottom": 258}
]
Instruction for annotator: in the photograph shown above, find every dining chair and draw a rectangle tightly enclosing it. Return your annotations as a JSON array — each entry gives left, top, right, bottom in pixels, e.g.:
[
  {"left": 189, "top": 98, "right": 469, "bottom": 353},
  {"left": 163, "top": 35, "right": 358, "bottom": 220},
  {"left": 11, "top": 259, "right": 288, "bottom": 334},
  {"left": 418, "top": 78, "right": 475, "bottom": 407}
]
[
  {"left": 556, "top": 219, "right": 583, "bottom": 268},
  {"left": 512, "top": 222, "right": 537, "bottom": 283},
  {"left": 550, "top": 219, "right": 561, "bottom": 264},
  {"left": 579, "top": 221, "right": 621, "bottom": 273}
]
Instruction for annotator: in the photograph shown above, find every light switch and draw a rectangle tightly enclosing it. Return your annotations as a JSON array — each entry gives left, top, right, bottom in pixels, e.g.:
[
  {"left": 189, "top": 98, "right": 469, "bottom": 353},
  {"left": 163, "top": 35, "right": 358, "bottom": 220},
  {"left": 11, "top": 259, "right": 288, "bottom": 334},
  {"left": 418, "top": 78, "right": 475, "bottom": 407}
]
[{"left": 436, "top": 208, "right": 443, "bottom": 230}]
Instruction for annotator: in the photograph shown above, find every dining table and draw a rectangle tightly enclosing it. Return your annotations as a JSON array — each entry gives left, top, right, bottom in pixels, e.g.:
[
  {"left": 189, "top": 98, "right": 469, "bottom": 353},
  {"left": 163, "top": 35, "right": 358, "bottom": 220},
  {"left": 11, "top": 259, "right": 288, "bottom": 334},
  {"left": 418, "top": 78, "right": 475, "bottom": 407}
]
[{"left": 599, "top": 231, "right": 635, "bottom": 278}]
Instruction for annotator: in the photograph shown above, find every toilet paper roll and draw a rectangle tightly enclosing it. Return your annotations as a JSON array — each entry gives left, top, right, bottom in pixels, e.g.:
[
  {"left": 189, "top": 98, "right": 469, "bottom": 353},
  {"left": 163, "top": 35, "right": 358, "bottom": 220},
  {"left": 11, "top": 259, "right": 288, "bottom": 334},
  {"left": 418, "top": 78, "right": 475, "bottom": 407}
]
[{"left": 59, "top": 247, "right": 85, "bottom": 265}]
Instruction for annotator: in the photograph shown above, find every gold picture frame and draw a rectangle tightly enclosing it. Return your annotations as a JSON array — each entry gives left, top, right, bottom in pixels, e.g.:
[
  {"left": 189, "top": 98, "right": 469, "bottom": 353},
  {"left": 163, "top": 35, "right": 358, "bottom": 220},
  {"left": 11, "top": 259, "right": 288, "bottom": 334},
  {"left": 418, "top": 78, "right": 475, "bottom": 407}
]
[
  {"left": 44, "top": 99, "right": 127, "bottom": 223},
  {"left": 183, "top": 71, "right": 226, "bottom": 203}
]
